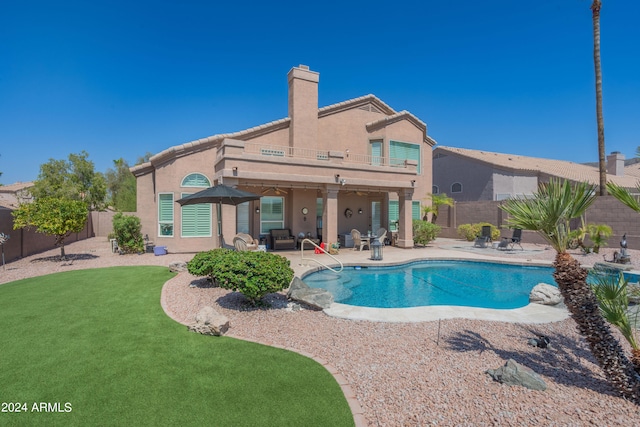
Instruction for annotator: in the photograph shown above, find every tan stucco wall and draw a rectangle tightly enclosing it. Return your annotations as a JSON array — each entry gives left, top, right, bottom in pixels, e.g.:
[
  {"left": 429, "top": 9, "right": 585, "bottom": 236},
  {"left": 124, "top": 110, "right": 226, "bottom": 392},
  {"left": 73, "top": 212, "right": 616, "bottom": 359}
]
[{"left": 134, "top": 66, "right": 434, "bottom": 251}]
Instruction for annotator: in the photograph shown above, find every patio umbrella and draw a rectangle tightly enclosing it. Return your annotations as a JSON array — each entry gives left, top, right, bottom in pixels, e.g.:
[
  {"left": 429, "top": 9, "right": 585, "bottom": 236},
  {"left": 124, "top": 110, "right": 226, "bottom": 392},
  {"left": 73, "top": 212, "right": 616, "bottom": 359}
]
[{"left": 176, "top": 184, "right": 261, "bottom": 247}]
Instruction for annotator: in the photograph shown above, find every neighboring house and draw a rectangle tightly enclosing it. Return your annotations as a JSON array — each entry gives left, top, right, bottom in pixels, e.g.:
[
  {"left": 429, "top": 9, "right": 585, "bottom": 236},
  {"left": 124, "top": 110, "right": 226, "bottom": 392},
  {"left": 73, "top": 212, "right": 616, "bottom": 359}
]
[
  {"left": 0, "top": 182, "right": 34, "bottom": 210},
  {"left": 433, "top": 146, "right": 640, "bottom": 202},
  {"left": 131, "top": 65, "right": 437, "bottom": 252}
]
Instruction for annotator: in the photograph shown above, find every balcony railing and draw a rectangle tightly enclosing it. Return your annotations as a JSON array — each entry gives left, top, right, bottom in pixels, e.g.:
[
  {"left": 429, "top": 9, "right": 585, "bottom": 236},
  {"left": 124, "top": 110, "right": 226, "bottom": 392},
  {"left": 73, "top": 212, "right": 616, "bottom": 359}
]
[{"left": 243, "top": 142, "right": 407, "bottom": 168}]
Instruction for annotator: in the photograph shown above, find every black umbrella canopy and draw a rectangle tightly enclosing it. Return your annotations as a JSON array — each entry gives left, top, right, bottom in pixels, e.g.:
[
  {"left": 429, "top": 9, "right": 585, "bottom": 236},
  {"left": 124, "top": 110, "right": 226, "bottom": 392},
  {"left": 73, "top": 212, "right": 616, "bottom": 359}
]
[{"left": 176, "top": 184, "right": 261, "bottom": 206}]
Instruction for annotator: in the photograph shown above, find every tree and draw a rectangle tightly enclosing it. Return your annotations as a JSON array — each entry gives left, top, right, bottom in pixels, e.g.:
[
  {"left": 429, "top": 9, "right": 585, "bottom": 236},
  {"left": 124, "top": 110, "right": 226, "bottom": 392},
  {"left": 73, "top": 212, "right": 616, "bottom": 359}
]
[
  {"left": 591, "top": 272, "right": 640, "bottom": 372},
  {"left": 592, "top": 0, "right": 607, "bottom": 195},
  {"left": 112, "top": 213, "right": 144, "bottom": 253},
  {"left": 12, "top": 197, "right": 88, "bottom": 259},
  {"left": 105, "top": 158, "right": 137, "bottom": 212},
  {"left": 422, "top": 193, "right": 454, "bottom": 224},
  {"left": 30, "top": 151, "right": 107, "bottom": 210},
  {"left": 501, "top": 179, "right": 640, "bottom": 403},
  {"left": 136, "top": 152, "right": 153, "bottom": 165}
]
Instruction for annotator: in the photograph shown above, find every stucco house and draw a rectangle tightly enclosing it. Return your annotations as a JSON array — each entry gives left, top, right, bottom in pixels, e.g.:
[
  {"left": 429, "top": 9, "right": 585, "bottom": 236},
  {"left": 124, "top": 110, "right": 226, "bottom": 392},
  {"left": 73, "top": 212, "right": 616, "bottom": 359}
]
[
  {"left": 131, "top": 65, "right": 437, "bottom": 252},
  {"left": 433, "top": 146, "right": 640, "bottom": 202}
]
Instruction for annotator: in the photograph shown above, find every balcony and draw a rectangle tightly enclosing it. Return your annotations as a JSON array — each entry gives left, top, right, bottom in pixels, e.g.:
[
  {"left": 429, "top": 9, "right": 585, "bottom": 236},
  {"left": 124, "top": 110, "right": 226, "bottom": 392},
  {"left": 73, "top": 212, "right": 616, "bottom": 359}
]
[{"left": 242, "top": 141, "right": 410, "bottom": 169}]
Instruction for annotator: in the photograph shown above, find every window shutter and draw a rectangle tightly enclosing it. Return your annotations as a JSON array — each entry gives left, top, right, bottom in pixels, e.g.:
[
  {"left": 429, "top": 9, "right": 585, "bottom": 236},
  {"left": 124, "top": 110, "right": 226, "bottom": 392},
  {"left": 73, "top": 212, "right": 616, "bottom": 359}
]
[
  {"left": 412, "top": 201, "right": 421, "bottom": 220},
  {"left": 181, "top": 193, "right": 211, "bottom": 237},
  {"left": 388, "top": 201, "right": 399, "bottom": 231},
  {"left": 390, "top": 141, "right": 421, "bottom": 174},
  {"left": 181, "top": 173, "right": 210, "bottom": 187}
]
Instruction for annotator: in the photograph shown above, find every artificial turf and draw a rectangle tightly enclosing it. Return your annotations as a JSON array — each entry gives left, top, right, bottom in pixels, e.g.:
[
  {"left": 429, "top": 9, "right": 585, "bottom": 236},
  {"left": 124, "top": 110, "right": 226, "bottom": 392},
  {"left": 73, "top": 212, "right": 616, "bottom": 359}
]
[{"left": 0, "top": 266, "right": 353, "bottom": 426}]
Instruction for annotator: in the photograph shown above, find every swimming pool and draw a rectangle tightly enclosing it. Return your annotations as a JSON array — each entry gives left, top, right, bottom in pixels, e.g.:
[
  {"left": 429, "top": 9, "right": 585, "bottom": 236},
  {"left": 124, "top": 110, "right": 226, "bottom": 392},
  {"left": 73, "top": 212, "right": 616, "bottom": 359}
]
[{"left": 303, "top": 260, "right": 557, "bottom": 310}]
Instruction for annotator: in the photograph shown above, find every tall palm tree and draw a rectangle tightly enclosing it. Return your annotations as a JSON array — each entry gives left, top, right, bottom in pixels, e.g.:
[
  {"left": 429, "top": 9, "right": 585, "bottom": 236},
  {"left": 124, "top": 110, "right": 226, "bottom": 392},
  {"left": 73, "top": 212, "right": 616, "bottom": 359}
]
[
  {"left": 592, "top": 0, "right": 607, "bottom": 195},
  {"left": 501, "top": 179, "right": 640, "bottom": 403}
]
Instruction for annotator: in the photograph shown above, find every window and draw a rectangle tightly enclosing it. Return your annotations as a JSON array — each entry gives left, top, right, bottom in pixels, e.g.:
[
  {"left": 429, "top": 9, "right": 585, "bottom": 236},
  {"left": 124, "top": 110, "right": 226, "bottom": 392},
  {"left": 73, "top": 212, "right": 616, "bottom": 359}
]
[
  {"left": 371, "top": 201, "right": 381, "bottom": 232},
  {"left": 389, "top": 201, "right": 398, "bottom": 231},
  {"left": 389, "top": 200, "right": 421, "bottom": 231},
  {"left": 158, "top": 193, "right": 174, "bottom": 237},
  {"left": 370, "top": 140, "right": 383, "bottom": 166},
  {"left": 181, "top": 173, "right": 210, "bottom": 188},
  {"left": 412, "top": 201, "right": 421, "bottom": 220},
  {"left": 236, "top": 202, "right": 250, "bottom": 234},
  {"left": 432, "top": 185, "right": 439, "bottom": 194},
  {"left": 181, "top": 193, "right": 211, "bottom": 237},
  {"left": 451, "top": 182, "right": 462, "bottom": 193},
  {"left": 260, "top": 196, "right": 284, "bottom": 234},
  {"left": 390, "top": 140, "right": 420, "bottom": 174}
]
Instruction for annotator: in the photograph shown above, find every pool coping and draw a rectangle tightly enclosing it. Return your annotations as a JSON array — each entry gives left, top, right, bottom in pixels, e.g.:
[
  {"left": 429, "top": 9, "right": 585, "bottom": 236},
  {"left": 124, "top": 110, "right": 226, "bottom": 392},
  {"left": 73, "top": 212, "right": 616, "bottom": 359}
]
[{"left": 299, "top": 256, "right": 569, "bottom": 324}]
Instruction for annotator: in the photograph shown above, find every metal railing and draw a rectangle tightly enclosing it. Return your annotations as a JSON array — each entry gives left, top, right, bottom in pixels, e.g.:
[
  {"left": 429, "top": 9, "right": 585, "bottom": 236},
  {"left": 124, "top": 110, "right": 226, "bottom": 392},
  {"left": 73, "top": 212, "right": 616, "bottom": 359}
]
[
  {"left": 244, "top": 142, "right": 407, "bottom": 168},
  {"left": 300, "top": 239, "right": 343, "bottom": 273}
]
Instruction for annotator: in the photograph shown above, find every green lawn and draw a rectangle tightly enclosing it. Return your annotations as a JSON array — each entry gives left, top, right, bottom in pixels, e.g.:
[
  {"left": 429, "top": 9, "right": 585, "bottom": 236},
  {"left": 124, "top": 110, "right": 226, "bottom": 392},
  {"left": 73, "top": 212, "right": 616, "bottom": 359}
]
[{"left": 0, "top": 266, "right": 353, "bottom": 426}]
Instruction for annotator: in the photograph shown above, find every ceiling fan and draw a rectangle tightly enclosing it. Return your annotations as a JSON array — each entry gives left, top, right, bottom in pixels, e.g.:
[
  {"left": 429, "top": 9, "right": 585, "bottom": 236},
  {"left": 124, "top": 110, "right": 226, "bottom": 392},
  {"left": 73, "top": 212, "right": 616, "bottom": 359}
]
[{"left": 261, "top": 187, "right": 288, "bottom": 195}]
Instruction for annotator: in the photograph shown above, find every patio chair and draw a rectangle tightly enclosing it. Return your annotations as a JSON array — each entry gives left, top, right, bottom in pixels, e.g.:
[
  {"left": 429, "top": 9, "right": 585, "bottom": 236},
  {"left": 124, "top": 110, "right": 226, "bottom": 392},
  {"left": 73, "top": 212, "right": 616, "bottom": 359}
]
[
  {"left": 233, "top": 233, "right": 259, "bottom": 251},
  {"left": 351, "top": 229, "right": 370, "bottom": 251},
  {"left": 508, "top": 228, "right": 523, "bottom": 250},
  {"left": 474, "top": 225, "right": 492, "bottom": 248},
  {"left": 375, "top": 228, "right": 387, "bottom": 245},
  {"left": 497, "top": 228, "right": 523, "bottom": 251}
]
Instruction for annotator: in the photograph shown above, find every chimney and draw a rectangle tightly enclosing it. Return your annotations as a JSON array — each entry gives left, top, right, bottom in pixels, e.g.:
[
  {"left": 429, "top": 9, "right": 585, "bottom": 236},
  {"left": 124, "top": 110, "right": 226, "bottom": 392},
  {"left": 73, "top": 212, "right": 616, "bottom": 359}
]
[
  {"left": 287, "top": 65, "right": 319, "bottom": 149},
  {"left": 607, "top": 151, "right": 625, "bottom": 176}
]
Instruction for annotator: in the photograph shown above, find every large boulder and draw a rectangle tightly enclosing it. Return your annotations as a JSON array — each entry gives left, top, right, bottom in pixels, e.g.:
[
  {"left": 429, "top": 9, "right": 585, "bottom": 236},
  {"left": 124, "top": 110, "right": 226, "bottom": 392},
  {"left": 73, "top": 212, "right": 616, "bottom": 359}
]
[
  {"left": 188, "top": 306, "right": 229, "bottom": 336},
  {"left": 287, "top": 277, "right": 334, "bottom": 310},
  {"left": 169, "top": 261, "right": 188, "bottom": 272},
  {"left": 486, "top": 359, "right": 547, "bottom": 391},
  {"left": 529, "top": 283, "right": 563, "bottom": 305}
]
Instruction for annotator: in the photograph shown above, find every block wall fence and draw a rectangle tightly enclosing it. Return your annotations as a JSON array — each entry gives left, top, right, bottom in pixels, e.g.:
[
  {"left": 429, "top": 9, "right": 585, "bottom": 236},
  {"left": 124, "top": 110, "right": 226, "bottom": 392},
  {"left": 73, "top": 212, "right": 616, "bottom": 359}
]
[
  {"left": 1, "top": 199, "right": 639, "bottom": 264},
  {"left": 436, "top": 196, "right": 640, "bottom": 249},
  {"left": 0, "top": 211, "right": 133, "bottom": 264}
]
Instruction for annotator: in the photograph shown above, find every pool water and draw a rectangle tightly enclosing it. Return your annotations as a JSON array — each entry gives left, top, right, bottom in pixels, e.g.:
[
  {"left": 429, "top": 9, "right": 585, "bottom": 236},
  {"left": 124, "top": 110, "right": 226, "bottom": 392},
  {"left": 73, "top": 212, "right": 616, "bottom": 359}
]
[{"left": 303, "top": 260, "right": 557, "bottom": 309}]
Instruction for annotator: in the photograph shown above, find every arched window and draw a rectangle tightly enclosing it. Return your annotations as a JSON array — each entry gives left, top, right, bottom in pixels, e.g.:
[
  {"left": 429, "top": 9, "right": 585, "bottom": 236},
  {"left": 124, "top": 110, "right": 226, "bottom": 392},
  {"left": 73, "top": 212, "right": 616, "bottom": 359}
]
[
  {"left": 181, "top": 173, "right": 210, "bottom": 188},
  {"left": 180, "top": 173, "right": 212, "bottom": 238},
  {"left": 432, "top": 185, "right": 439, "bottom": 194},
  {"left": 451, "top": 182, "right": 462, "bottom": 193}
]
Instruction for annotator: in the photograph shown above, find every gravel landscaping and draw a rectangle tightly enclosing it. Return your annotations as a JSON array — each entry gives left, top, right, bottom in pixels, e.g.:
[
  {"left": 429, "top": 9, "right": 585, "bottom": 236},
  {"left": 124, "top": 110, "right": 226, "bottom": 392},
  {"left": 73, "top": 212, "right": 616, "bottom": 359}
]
[{"left": 3, "top": 237, "right": 640, "bottom": 426}]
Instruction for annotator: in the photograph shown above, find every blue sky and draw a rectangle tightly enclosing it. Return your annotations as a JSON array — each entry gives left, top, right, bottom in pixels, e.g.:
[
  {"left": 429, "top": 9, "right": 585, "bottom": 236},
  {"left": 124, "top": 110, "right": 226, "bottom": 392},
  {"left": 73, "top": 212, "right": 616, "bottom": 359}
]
[{"left": 1, "top": 0, "right": 639, "bottom": 184}]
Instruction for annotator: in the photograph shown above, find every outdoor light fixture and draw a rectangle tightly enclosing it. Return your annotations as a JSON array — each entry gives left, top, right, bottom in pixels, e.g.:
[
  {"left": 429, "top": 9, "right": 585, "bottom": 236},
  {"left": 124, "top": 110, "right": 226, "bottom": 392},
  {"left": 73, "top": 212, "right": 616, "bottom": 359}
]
[
  {"left": 370, "top": 239, "right": 383, "bottom": 261},
  {"left": 335, "top": 174, "right": 340, "bottom": 182},
  {"left": 411, "top": 180, "right": 416, "bottom": 187},
  {"left": 255, "top": 207, "right": 260, "bottom": 214},
  {"left": 232, "top": 166, "right": 238, "bottom": 176},
  {"left": 340, "top": 178, "right": 346, "bottom": 186},
  {"left": 358, "top": 208, "right": 363, "bottom": 214}
]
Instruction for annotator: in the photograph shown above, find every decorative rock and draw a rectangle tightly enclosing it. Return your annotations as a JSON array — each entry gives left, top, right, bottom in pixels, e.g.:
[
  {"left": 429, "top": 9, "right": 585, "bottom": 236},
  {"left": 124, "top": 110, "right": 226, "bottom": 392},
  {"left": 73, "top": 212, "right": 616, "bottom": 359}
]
[
  {"left": 188, "top": 306, "right": 229, "bottom": 336},
  {"left": 169, "top": 261, "right": 188, "bottom": 272},
  {"left": 486, "top": 359, "right": 547, "bottom": 391},
  {"left": 287, "top": 277, "right": 334, "bottom": 310},
  {"left": 529, "top": 283, "right": 563, "bottom": 305}
]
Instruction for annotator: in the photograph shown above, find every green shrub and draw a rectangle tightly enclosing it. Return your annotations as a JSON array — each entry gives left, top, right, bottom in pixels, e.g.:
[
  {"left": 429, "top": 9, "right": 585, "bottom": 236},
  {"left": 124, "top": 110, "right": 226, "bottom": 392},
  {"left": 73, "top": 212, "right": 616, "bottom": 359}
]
[
  {"left": 188, "top": 249, "right": 294, "bottom": 305},
  {"left": 457, "top": 224, "right": 477, "bottom": 241},
  {"left": 112, "top": 213, "right": 144, "bottom": 253},
  {"left": 413, "top": 220, "right": 440, "bottom": 246},
  {"left": 187, "top": 249, "right": 233, "bottom": 281},
  {"left": 457, "top": 222, "right": 500, "bottom": 241}
]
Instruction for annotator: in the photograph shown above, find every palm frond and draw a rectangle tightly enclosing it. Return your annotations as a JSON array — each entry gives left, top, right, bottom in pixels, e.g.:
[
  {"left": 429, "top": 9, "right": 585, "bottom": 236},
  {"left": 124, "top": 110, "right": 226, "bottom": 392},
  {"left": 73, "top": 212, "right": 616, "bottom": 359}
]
[{"left": 500, "top": 179, "right": 597, "bottom": 252}]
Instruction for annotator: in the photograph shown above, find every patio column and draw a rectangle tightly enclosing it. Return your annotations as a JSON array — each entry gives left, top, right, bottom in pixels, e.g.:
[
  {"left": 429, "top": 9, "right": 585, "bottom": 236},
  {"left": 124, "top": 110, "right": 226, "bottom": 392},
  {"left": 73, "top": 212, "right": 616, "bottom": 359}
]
[
  {"left": 322, "top": 186, "right": 339, "bottom": 246},
  {"left": 397, "top": 189, "right": 414, "bottom": 248}
]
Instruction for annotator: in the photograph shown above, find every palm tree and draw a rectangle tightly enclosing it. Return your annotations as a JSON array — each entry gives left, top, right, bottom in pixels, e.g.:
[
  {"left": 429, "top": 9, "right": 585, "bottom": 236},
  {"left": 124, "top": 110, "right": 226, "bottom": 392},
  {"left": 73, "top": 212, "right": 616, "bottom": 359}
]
[
  {"left": 592, "top": 0, "right": 607, "bottom": 195},
  {"left": 422, "top": 193, "right": 454, "bottom": 224},
  {"left": 501, "top": 178, "right": 640, "bottom": 403},
  {"left": 591, "top": 272, "right": 640, "bottom": 372}
]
